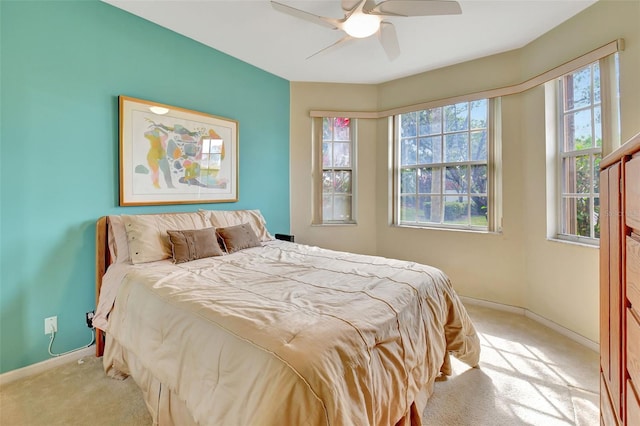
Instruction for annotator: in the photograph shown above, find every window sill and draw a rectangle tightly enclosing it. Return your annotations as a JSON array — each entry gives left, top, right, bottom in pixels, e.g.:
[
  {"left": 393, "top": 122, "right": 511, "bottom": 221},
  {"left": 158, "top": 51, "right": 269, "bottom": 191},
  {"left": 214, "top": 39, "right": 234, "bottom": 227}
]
[
  {"left": 547, "top": 237, "right": 599, "bottom": 249},
  {"left": 392, "top": 223, "right": 502, "bottom": 235},
  {"left": 311, "top": 222, "right": 358, "bottom": 227}
]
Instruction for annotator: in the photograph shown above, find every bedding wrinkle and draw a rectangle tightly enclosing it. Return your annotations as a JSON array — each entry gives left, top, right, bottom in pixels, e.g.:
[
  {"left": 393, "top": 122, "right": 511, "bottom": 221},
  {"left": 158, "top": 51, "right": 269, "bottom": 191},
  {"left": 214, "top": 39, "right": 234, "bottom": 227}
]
[
  {"left": 215, "top": 255, "right": 390, "bottom": 358},
  {"left": 100, "top": 240, "right": 480, "bottom": 425},
  {"left": 247, "top": 245, "right": 443, "bottom": 416}
]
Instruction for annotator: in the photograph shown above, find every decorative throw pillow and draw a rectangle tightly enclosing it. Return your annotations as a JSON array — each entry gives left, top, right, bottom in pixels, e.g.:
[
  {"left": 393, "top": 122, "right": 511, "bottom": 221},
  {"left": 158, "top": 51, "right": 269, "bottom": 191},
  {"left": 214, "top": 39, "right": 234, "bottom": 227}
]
[
  {"left": 167, "top": 228, "right": 225, "bottom": 264},
  {"left": 216, "top": 223, "right": 261, "bottom": 254}
]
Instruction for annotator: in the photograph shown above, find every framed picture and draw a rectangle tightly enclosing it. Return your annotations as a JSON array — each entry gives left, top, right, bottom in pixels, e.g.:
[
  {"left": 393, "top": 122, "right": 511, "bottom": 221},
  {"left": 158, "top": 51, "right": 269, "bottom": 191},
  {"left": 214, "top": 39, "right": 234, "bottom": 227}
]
[{"left": 119, "top": 96, "right": 238, "bottom": 206}]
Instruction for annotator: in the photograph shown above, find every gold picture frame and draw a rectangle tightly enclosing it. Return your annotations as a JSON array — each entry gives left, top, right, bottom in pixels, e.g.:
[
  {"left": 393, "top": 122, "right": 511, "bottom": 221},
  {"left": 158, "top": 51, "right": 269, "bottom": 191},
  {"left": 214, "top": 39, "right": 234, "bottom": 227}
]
[{"left": 119, "top": 96, "right": 238, "bottom": 206}]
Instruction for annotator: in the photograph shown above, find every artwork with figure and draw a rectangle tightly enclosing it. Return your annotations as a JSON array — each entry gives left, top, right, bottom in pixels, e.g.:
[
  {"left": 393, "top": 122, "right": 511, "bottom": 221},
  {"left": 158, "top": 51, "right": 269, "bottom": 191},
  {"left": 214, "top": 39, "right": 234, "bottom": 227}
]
[
  {"left": 119, "top": 96, "right": 238, "bottom": 205},
  {"left": 138, "top": 119, "right": 228, "bottom": 190}
]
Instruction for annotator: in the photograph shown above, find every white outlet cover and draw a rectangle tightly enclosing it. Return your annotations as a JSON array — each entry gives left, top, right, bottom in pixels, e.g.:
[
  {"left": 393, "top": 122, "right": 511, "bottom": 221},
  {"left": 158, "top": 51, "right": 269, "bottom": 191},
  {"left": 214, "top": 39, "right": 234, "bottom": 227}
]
[{"left": 44, "top": 316, "right": 57, "bottom": 334}]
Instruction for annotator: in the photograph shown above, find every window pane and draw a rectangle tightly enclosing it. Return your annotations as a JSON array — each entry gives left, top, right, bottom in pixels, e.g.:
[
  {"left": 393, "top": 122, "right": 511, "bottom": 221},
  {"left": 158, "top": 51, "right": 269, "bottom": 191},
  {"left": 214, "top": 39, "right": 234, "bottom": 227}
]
[
  {"left": 563, "top": 155, "right": 590, "bottom": 194},
  {"left": 470, "top": 165, "right": 487, "bottom": 194},
  {"left": 594, "top": 106, "right": 602, "bottom": 147},
  {"left": 470, "top": 130, "right": 487, "bottom": 161},
  {"left": 400, "top": 112, "right": 417, "bottom": 137},
  {"left": 418, "top": 167, "right": 441, "bottom": 194},
  {"left": 445, "top": 133, "right": 469, "bottom": 162},
  {"left": 420, "top": 195, "right": 442, "bottom": 223},
  {"left": 322, "top": 142, "right": 332, "bottom": 167},
  {"left": 444, "top": 196, "right": 469, "bottom": 225},
  {"left": 334, "top": 118, "right": 350, "bottom": 141},
  {"left": 562, "top": 197, "right": 590, "bottom": 237},
  {"left": 593, "top": 154, "right": 601, "bottom": 194},
  {"left": 418, "top": 108, "right": 442, "bottom": 135},
  {"left": 416, "top": 194, "right": 427, "bottom": 222},
  {"left": 564, "top": 67, "right": 591, "bottom": 111},
  {"left": 333, "top": 142, "right": 351, "bottom": 167},
  {"left": 322, "top": 171, "right": 333, "bottom": 192},
  {"left": 400, "top": 195, "right": 417, "bottom": 222},
  {"left": 470, "top": 100, "right": 487, "bottom": 130},
  {"left": 323, "top": 194, "right": 333, "bottom": 221},
  {"left": 400, "top": 168, "right": 416, "bottom": 194},
  {"left": 333, "top": 195, "right": 352, "bottom": 221},
  {"left": 444, "top": 103, "right": 469, "bottom": 132},
  {"left": 445, "top": 166, "right": 468, "bottom": 194},
  {"left": 564, "top": 109, "right": 592, "bottom": 151},
  {"left": 593, "top": 62, "right": 601, "bottom": 104},
  {"left": 322, "top": 118, "right": 332, "bottom": 140},
  {"left": 417, "top": 136, "right": 441, "bottom": 164},
  {"left": 471, "top": 196, "right": 488, "bottom": 226},
  {"left": 401, "top": 138, "right": 417, "bottom": 165},
  {"left": 334, "top": 171, "right": 351, "bottom": 194}
]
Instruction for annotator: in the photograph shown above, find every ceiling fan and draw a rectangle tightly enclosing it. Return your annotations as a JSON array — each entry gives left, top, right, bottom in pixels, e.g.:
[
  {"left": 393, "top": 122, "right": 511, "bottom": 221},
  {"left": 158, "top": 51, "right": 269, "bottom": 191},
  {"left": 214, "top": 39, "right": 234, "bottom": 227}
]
[{"left": 271, "top": 0, "right": 462, "bottom": 60}]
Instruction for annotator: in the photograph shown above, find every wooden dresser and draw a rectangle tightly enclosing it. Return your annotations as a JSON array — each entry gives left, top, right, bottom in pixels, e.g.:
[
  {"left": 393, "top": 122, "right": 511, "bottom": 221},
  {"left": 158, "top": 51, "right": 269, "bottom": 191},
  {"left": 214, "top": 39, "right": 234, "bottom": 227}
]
[{"left": 600, "top": 131, "right": 640, "bottom": 426}]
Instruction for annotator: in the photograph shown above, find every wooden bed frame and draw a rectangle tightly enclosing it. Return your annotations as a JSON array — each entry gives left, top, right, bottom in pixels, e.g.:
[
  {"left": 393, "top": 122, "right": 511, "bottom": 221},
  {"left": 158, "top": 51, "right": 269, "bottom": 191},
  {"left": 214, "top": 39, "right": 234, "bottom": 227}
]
[{"left": 95, "top": 216, "right": 110, "bottom": 357}]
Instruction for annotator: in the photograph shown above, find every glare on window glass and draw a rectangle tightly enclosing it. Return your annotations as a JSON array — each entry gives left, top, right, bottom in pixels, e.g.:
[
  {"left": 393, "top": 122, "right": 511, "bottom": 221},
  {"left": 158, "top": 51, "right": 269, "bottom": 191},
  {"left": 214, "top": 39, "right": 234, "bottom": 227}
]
[{"left": 201, "top": 138, "right": 223, "bottom": 170}]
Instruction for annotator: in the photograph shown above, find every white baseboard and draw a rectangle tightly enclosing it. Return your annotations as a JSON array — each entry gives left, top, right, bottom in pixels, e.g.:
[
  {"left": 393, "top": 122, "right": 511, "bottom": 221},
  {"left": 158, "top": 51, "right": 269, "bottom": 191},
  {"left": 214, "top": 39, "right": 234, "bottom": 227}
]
[
  {"left": 460, "top": 296, "right": 599, "bottom": 353},
  {"left": 0, "top": 346, "right": 95, "bottom": 387},
  {"left": 459, "top": 296, "right": 526, "bottom": 315}
]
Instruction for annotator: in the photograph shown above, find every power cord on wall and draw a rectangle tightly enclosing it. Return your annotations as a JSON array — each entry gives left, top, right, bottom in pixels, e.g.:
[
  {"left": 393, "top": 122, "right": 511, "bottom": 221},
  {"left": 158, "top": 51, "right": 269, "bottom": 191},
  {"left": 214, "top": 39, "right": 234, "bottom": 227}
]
[{"left": 47, "top": 329, "right": 95, "bottom": 357}]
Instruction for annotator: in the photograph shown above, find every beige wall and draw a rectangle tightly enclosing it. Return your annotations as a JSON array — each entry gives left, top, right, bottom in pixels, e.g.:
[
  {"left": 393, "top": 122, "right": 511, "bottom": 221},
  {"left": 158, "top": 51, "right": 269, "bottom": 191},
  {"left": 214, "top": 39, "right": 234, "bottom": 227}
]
[
  {"left": 289, "top": 83, "right": 379, "bottom": 255},
  {"left": 517, "top": 0, "right": 640, "bottom": 341},
  {"left": 289, "top": 0, "right": 640, "bottom": 343}
]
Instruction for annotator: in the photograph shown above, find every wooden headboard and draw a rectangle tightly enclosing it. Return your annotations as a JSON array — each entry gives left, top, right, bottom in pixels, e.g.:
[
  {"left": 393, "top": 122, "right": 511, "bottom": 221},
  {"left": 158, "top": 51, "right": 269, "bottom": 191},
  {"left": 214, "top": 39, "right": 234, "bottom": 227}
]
[{"left": 95, "top": 216, "right": 111, "bottom": 357}]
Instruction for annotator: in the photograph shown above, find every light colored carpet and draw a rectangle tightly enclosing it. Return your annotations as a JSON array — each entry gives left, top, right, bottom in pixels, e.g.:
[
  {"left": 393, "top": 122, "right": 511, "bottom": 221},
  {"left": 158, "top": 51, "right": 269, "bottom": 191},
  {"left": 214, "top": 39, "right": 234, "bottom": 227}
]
[
  {"left": 0, "top": 303, "right": 599, "bottom": 425},
  {"left": 0, "top": 355, "right": 151, "bottom": 426},
  {"left": 424, "top": 304, "right": 599, "bottom": 425}
]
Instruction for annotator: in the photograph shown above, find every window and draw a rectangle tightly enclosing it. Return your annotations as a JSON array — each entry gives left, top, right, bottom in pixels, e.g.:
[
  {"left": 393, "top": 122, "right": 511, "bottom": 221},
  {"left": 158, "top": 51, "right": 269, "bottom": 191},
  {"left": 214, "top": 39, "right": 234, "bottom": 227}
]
[
  {"left": 394, "top": 99, "right": 499, "bottom": 231},
  {"left": 314, "top": 117, "right": 356, "bottom": 224},
  {"left": 555, "top": 58, "right": 618, "bottom": 243}
]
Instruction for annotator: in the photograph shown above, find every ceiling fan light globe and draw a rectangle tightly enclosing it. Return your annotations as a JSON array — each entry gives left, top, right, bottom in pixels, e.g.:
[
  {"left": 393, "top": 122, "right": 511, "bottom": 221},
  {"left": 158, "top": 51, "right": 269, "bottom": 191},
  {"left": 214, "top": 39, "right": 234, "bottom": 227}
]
[{"left": 343, "top": 13, "right": 380, "bottom": 38}]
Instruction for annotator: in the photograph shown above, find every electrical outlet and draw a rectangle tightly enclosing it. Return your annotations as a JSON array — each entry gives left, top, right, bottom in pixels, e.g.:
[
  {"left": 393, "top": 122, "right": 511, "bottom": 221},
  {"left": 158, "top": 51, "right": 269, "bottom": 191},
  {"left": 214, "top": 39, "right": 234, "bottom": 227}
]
[
  {"left": 85, "top": 311, "right": 95, "bottom": 328},
  {"left": 44, "top": 316, "right": 57, "bottom": 334}
]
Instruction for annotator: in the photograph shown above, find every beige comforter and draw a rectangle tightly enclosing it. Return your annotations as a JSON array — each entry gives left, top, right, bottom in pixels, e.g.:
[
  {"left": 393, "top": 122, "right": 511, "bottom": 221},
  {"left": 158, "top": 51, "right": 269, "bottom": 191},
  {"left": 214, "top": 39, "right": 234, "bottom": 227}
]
[{"left": 99, "top": 240, "right": 480, "bottom": 425}]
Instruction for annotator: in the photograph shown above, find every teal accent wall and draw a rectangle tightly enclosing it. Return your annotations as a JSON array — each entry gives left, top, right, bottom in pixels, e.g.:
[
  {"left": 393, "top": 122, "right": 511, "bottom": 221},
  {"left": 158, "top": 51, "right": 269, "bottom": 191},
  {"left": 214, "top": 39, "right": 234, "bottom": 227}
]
[{"left": 0, "top": 0, "right": 290, "bottom": 373}]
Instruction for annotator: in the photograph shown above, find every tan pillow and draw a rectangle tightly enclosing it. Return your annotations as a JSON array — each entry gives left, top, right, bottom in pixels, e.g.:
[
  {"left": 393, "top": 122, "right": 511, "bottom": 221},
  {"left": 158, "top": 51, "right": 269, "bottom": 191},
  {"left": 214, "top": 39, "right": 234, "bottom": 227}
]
[
  {"left": 108, "top": 215, "right": 131, "bottom": 264},
  {"left": 216, "top": 223, "right": 261, "bottom": 253},
  {"left": 123, "top": 212, "right": 208, "bottom": 264},
  {"left": 167, "top": 228, "right": 225, "bottom": 264},
  {"left": 199, "top": 209, "right": 274, "bottom": 242}
]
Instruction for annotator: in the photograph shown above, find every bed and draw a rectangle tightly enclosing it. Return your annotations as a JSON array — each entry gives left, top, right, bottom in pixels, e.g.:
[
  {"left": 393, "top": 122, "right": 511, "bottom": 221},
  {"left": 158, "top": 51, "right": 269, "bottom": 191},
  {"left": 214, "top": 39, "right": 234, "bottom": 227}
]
[{"left": 93, "top": 210, "right": 480, "bottom": 426}]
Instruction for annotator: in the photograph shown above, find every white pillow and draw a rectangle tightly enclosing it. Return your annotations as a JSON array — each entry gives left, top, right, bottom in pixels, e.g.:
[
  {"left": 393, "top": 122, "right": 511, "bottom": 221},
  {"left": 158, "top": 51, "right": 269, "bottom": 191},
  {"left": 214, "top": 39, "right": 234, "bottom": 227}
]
[
  {"left": 199, "top": 209, "right": 274, "bottom": 242},
  {"left": 108, "top": 215, "right": 131, "bottom": 264},
  {"left": 123, "top": 212, "right": 208, "bottom": 264}
]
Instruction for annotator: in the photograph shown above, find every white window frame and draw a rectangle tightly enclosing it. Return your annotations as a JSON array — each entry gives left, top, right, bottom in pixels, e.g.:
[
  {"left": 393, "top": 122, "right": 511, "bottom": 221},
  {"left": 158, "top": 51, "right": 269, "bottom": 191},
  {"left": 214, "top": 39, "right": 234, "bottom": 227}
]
[
  {"left": 312, "top": 117, "right": 357, "bottom": 225},
  {"left": 393, "top": 98, "right": 501, "bottom": 232},
  {"left": 552, "top": 55, "right": 619, "bottom": 245}
]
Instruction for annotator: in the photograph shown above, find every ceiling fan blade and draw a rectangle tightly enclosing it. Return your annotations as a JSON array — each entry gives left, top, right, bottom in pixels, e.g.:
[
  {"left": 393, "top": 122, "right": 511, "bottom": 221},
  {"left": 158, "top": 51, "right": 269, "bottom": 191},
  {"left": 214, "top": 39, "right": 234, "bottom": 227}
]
[
  {"left": 341, "top": 0, "right": 360, "bottom": 12},
  {"left": 306, "top": 36, "right": 354, "bottom": 60},
  {"left": 378, "top": 21, "right": 400, "bottom": 61},
  {"left": 366, "top": 0, "right": 462, "bottom": 17},
  {"left": 271, "top": 1, "right": 340, "bottom": 29}
]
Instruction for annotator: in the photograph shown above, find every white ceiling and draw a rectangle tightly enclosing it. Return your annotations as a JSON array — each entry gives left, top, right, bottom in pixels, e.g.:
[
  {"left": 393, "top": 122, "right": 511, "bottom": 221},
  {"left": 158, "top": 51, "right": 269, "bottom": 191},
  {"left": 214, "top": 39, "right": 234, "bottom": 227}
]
[{"left": 103, "top": 0, "right": 597, "bottom": 84}]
